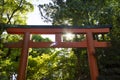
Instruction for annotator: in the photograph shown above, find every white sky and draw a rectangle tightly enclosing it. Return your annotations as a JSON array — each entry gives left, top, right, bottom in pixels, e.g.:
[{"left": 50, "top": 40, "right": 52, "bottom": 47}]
[
  {"left": 27, "top": 0, "right": 55, "bottom": 41},
  {"left": 27, "top": 0, "right": 52, "bottom": 25}
]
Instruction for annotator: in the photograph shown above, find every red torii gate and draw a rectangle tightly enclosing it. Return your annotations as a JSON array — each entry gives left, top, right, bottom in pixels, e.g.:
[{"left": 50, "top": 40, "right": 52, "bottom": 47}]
[{"left": 4, "top": 25, "right": 111, "bottom": 80}]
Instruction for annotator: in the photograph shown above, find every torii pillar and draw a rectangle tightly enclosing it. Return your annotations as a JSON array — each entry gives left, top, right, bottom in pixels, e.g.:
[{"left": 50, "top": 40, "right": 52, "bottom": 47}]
[
  {"left": 18, "top": 32, "right": 30, "bottom": 80},
  {"left": 4, "top": 25, "right": 111, "bottom": 80},
  {"left": 87, "top": 32, "right": 99, "bottom": 80}
]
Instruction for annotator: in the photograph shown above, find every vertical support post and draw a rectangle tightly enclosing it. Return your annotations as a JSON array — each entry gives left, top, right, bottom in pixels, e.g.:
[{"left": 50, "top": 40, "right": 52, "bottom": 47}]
[
  {"left": 17, "top": 32, "right": 30, "bottom": 80},
  {"left": 86, "top": 32, "right": 99, "bottom": 80},
  {"left": 55, "top": 34, "right": 61, "bottom": 42}
]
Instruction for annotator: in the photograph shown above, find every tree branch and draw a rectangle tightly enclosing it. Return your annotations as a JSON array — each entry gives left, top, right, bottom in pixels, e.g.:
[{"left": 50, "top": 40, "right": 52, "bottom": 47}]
[
  {"left": 38, "top": 5, "right": 52, "bottom": 22},
  {"left": 7, "top": 0, "right": 23, "bottom": 24},
  {"left": 0, "top": 0, "right": 5, "bottom": 20}
]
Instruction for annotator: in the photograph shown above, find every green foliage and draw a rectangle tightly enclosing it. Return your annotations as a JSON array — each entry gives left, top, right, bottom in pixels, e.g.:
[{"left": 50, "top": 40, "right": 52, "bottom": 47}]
[
  {"left": 1, "top": 0, "right": 120, "bottom": 80},
  {"left": 0, "top": 0, "right": 34, "bottom": 24},
  {"left": 39, "top": 0, "right": 120, "bottom": 79},
  {"left": 27, "top": 48, "right": 77, "bottom": 80},
  {"left": 29, "top": 35, "right": 52, "bottom": 57},
  {"left": 0, "top": 0, "right": 34, "bottom": 79},
  {"left": 0, "top": 33, "right": 22, "bottom": 79},
  {"left": 39, "top": 0, "right": 119, "bottom": 26}
]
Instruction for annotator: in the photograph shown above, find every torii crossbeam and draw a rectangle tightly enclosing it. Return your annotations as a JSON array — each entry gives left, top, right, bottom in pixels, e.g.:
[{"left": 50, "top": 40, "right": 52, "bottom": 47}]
[{"left": 4, "top": 25, "right": 111, "bottom": 80}]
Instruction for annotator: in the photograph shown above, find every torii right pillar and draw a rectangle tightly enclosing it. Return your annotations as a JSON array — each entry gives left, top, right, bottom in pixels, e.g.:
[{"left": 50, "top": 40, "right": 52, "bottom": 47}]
[
  {"left": 87, "top": 32, "right": 99, "bottom": 80},
  {"left": 4, "top": 25, "right": 111, "bottom": 80}
]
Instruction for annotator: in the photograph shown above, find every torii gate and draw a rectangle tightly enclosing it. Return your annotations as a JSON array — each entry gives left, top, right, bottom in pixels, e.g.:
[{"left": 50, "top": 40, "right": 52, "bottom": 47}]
[{"left": 4, "top": 25, "right": 111, "bottom": 80}]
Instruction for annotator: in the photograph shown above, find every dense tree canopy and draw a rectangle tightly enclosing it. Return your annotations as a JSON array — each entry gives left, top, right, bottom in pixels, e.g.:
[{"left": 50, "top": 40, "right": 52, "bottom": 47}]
[
  {"left": 39, "top": 0, "right": 120, "bottom": 26},
  {"left": 0, "top": 0, "right": 120, "bottom": 80},
  {"left": 0, "top": 0, "right": 33, "bottom": 24},
  {"left": 0, "top": 0, "right": 34, "bottom": 79},
  {"left": 39, "top": 0, "right": 120, "bottom": 80},
  {"left": 0, "top": 0, "right": 34, "bottom": 35}
]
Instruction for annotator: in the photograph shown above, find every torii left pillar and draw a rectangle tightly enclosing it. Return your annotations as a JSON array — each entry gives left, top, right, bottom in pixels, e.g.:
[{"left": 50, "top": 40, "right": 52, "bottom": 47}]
[
  {"left": 4, "top": 26, "right": 111, "bottom": 80},
  {"left": 17, "top": 32, "right": 30, "bottom": 80}
]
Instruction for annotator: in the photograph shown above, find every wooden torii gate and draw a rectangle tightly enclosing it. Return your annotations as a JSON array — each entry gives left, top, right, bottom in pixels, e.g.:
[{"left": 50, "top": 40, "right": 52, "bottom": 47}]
[{"left": 4, "top": 25, "right": 111, "bottom": 80}]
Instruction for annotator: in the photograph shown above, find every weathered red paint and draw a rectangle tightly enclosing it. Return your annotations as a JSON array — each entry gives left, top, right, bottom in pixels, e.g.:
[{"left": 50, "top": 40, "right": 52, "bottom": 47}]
[
  {"left": 6, "top": 28, "right": 110, "bottom": 34},
  {"left": 17, "top": 32, "right": 30, "bottom": 80},
  {"left": 4, "top": 26, "right": 111, "bottom": 80},
  {"left": 87, "top": 32, "right": 99, "bottom": 80},
  {"left": 55, "top": 34, "right": 61, "bottom": 42},
  {"left": 5, "top": 41, "right": 110, "bottom": 48}
]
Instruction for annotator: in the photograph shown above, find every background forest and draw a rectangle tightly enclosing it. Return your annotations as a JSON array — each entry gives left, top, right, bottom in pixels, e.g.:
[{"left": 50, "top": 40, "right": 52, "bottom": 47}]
[{"left": 0, "top": 0, "right": 120, "bottom": 80}]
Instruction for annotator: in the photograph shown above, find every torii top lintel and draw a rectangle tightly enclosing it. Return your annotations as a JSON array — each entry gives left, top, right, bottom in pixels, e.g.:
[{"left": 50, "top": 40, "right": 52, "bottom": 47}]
[
  {"left": 4, "top": 24, "right": 112, "bottom": 80},
  {"left": 5, "top": 25, "right": 112, "bottom": 34}
]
